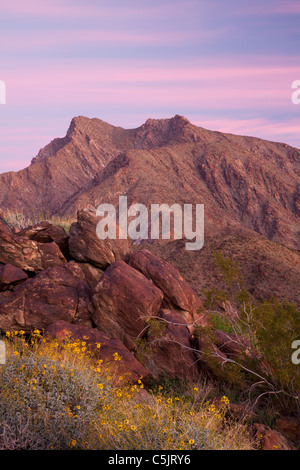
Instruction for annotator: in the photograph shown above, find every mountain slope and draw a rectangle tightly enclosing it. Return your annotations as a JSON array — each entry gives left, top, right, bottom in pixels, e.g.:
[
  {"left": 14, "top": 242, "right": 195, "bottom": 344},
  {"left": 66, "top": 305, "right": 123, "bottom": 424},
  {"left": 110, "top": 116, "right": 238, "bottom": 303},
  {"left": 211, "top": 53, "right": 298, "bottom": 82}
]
[{"left": 0, "top": 115, "right": 299, "bottom": 250}]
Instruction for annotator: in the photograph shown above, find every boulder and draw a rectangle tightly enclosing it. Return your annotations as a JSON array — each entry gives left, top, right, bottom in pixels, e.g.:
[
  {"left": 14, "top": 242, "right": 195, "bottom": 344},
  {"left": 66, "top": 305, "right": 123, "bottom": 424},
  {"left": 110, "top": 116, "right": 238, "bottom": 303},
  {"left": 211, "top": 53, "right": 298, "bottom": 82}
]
[
  {"left": 0, "top": 263, "right": 28, "bottom": 290},
  {"left": 37, "top": 242, "right": 67, "bottom": 269},
  {"left": 45, "top": 320, "right": 149, "bottom": 383},
  {"left": 68, "top": 207, "right": 131, "bottom": 268},
  {"left": 275, "top": 416, "right": 299, "bottom": 444},
  {"left": 0, "top": 223, "right": 66, "bottom": 272},
  {"left": 0, "top": 264, "right": 93, "bottom": 332},
  {"left": 67, "top": 260, "right": 104, "bottom": 287},
  {"left": 129, "top": 250, "right": 202, "bottom": 324},
  {"left": 250, "top": 423, "right": 297, "bottom": 450},
  {"left": 139, "top": 309, "right": 199, "bottom": 382},
  {"left": 92, "top": 260, "right": 164, "bottom": 351},
  {"left": 0, "top": 224, "right": 44, "bottom": 272},
  {"left": 18, "top": 221, "right": 69, "bottom": 258}
]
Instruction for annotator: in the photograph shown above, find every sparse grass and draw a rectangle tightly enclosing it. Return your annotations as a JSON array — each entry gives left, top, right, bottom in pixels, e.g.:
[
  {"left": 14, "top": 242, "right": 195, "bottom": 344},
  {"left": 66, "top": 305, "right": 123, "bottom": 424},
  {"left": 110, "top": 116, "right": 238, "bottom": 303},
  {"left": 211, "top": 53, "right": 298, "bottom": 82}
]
[
  {"left": 0, "top": 331, "right": 256, "bottom": 450},
  {"left": 2, "top": 209, "right": 75, "bottom": 233}
]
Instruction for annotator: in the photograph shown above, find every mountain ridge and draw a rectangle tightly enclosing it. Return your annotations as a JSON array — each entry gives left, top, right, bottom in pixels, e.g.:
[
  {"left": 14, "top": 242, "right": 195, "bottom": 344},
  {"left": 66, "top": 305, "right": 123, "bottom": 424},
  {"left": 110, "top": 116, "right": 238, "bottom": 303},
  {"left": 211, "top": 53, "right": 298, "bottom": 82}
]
[{"left": 0, "top": 114, "right": 299, "bottom": 250}]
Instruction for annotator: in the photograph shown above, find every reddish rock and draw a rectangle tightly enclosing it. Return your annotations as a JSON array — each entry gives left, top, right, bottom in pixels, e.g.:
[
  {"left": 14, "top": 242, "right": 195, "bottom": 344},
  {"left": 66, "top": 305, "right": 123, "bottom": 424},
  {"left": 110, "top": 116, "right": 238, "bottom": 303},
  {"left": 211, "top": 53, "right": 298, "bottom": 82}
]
[
  {"left": 0, "top": 265, "right": 93, "bottom": 332},
  {"left": 129, "top": 249, "right": 201, "bottom": 324},
  {"left": 140, "top": 309, "right": 199, "bottom": 382},
  {"left": 18, "top": 221, "right": 69, "bottom": 258},
  {"left": 92, "top": 260, "right": 164, "bottom": 351},
  {"left": 64, "top": 262, "right": 95, "bottom": 326},
  {"left": 275, "top": 416, "right": 299, "bottom": 444},
  {"left": 67, "top": 260, "right": 104, "bottom": 287},
  {"left": 45, "top": 320, "right": 149, "bottom": 383},
  {"left": 37, "top": 242, "right": 67, "bottom": 269},
  {"left": 0, "top": 223, "right": 66, "bottom": 272},
  {"left": 213, "top": 329, "right": 256, "bottom": 360},
  {"left": 251, "top": 423, "right": 296, "bottom": 450},
  {"left": 68, "top": 207, "right": 131, "bottom": 268},
  {"left": 0, "top": 263, "right": 28, "bottom": 290},
  {"left": 0, "top": 225, "right": 44, "bottom": 272}
]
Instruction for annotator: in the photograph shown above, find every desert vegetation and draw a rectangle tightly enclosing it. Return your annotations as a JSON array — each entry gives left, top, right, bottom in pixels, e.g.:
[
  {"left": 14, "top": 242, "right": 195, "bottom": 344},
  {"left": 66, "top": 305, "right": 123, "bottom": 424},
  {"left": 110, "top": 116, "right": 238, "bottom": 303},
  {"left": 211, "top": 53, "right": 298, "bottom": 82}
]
[
  {"left": 0, "top": 208, "right": 299, "bottom": 450},
  {"left": 0, "top": 330, "right": 256, "bottom": 450},
  {"left": 1, "top": 209, "right": 75, "bottom": 234},
  {"left": 198, "top": 252, "right": 300, "bottom": 417}
]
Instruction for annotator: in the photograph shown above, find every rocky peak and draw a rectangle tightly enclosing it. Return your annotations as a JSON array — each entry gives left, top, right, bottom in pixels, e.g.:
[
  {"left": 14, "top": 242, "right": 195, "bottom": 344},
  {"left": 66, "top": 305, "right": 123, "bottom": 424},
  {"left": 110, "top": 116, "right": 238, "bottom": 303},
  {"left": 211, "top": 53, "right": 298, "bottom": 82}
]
[
  {"left": 1, "top": 115, "right": 299, "bottom": 251},
  {"left": 31, "top": 135, "right": 71, "bottom": 165},
  {"left": 132, "top": 114, "right": 195, "bottom": 149}
]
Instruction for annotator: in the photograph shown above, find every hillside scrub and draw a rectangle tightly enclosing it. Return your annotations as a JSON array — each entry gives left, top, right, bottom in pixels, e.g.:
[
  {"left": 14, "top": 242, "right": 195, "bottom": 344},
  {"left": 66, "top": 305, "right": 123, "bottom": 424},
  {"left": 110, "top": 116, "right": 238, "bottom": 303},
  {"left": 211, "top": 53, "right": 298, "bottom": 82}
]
[
  {"left": 0, "top": 330, "right": 255, "bottom": 450},
  {"left": 199, "top": 251, "right": 300, "bottom": 416},
  {"left": 1, "top": 209, "right": 74, "bottom": 234}
]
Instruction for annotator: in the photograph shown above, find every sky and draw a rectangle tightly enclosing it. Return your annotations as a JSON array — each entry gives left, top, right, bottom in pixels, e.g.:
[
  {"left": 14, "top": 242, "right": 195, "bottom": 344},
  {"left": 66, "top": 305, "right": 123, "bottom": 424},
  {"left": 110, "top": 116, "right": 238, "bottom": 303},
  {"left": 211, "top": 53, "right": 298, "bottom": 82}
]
[{"left": 0, "top": 0, "right": 300, "bottom": 173}]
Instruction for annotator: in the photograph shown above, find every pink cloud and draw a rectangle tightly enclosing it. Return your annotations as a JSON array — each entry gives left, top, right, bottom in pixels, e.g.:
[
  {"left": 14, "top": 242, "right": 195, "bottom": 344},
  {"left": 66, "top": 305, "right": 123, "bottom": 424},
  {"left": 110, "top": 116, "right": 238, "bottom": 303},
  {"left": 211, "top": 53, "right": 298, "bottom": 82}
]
[
  {"left": 4, "top": 59, "right": 299, "bottom": 112},
  {"left": 272, "top": 1, "right": 300, "bottom": 13},
  {"left": 1, "top": 0, "right": 202, "bottom": 20},
  {"left": 193, "top": 117, "right": 300, "bottom": 147},
  {"left": 226, "top": 0, "right": 300, "bottom": 16},
  {"left": 2, "top": 28, "right": 219, "bottom": 51}
]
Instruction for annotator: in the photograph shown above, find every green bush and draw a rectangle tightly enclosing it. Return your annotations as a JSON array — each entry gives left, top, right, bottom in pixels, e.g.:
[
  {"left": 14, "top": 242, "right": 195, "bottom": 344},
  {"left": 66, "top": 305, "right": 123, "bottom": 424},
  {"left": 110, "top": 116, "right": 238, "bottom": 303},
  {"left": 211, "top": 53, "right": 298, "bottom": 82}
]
[{"left": 201, "top": 251, "right": 300, "bottom": 414}]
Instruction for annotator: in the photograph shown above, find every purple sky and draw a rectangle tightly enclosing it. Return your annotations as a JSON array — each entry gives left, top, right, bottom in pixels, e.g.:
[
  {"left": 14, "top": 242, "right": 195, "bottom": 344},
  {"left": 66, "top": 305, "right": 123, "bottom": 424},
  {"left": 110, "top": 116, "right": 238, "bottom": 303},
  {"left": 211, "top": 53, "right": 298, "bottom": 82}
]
[{"left": 0, "top": 0, "right": 300, "bottom": 173}]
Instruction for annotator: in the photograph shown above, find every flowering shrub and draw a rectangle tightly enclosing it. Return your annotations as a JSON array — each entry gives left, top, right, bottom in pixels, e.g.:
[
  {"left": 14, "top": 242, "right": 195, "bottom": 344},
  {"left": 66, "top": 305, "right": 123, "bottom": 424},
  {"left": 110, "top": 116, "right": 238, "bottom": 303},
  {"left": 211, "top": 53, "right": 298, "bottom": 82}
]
[{"left": 0, "top": 330, "right": 255, "bottom": 450}]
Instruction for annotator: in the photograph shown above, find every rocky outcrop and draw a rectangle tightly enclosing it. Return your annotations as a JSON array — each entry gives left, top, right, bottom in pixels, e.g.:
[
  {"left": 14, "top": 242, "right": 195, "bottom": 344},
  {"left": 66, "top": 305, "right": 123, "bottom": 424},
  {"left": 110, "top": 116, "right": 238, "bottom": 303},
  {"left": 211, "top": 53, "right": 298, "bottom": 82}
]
[
  {"left": 18, "top": 221, "right": 69, "bottom": 258},
  {"left": 0, "top": 264, "right": 28, "bottom": 290},
  {"left": 0, "top": 264, "right": 93, "bottom": 332},
  {"left": 0, "top": 208, "right": 298, "bottom": 439},
  {"left": 129, "top": 249, "right": 201, "bottom": 324},
  {"left": 250, "top": 423, "right": 297, "bottom": 450},
  {"left": 91, "top": 260, "right": 164, "bottom": 351},
  {"left": 275, "top": 416, "right": 299, "bottom": 444},
  {"left": 0, "top": 211, "right": 287, "bottom": 388},
  {"left": 139, "top": 309, "right": 199, "bottom": 381},
  {"left": 0, "top": 223, "right": 66, "bottom": 272},
  {"left": 68, "top": 207, "right": 131, "bottom": 268}
]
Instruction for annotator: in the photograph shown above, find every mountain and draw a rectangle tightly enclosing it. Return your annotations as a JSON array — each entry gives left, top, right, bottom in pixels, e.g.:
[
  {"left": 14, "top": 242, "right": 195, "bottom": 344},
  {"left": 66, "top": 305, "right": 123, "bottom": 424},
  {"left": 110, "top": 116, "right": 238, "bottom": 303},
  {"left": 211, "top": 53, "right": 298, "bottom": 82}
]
[
  {"left": 0, "top": 114, "right": 299, "bottom": 250},
  {"left": 0, "top": 114, "right": 299, "bottom": 305}
]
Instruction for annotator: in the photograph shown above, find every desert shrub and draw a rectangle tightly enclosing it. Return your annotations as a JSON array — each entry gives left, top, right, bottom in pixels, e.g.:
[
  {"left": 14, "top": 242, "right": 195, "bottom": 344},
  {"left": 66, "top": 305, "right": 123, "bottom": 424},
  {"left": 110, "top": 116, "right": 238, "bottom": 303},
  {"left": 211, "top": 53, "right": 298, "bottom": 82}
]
[
  {"left": 200, "top": 251, "right": 300, "bottom": 415},
  {"left": 2, "top": 209, "right": 74, "bottom": 233},
  {"left": 0, "top": 331, "right": 109, "bottom": 449},
  {"left": 0, "top": 331, "right": 255, "bottom": 450},
  {"left": 209, "top": 313, "right": 234, "bottom": 334},
  {"left": 90, "top": 385, "right": 253, "bottom": 450}
]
